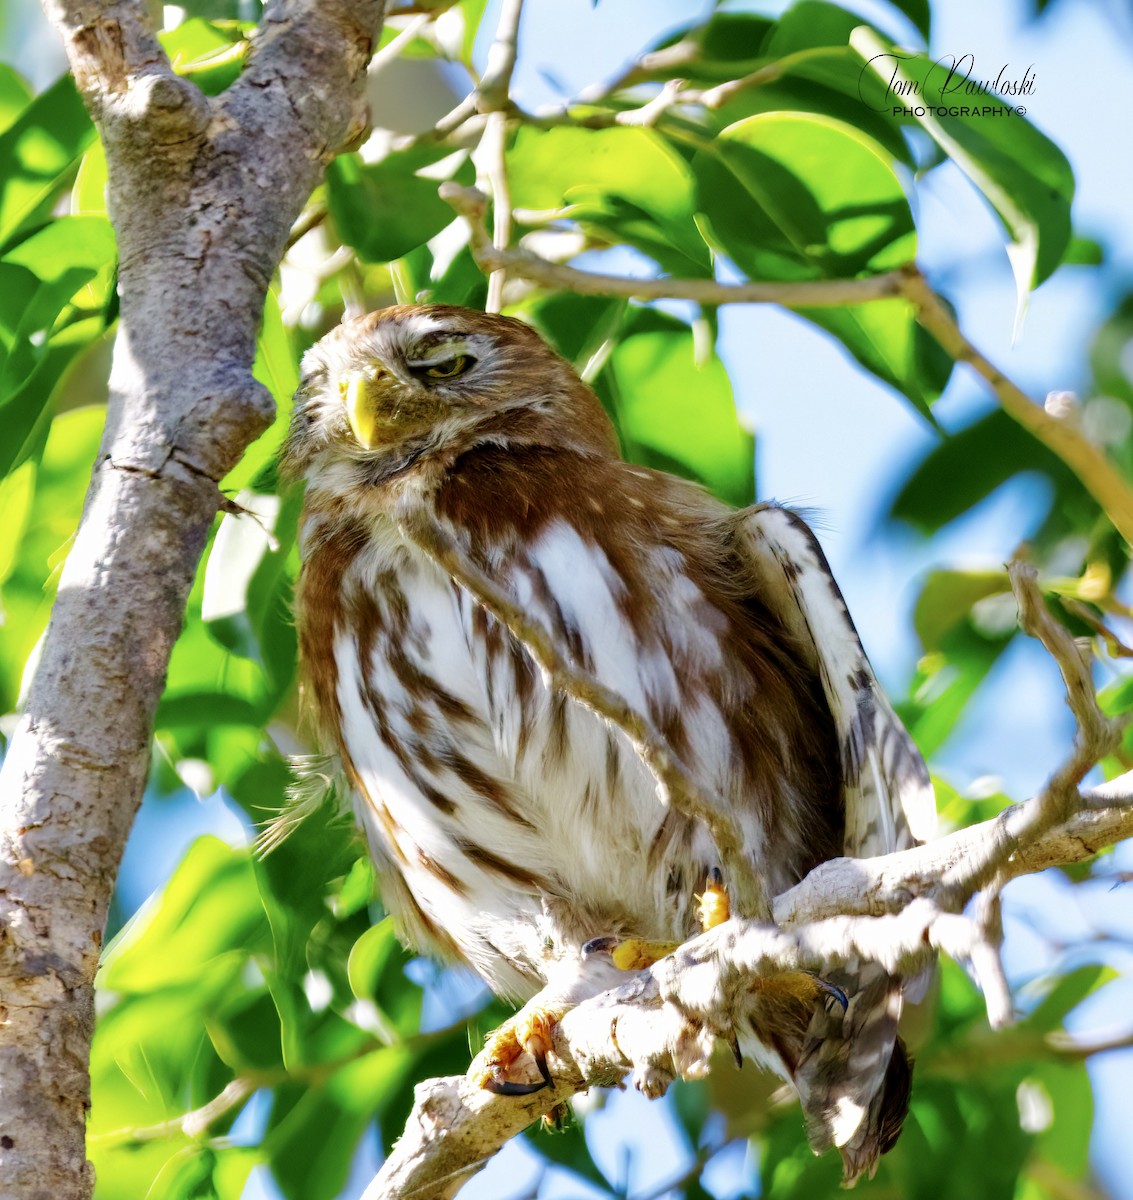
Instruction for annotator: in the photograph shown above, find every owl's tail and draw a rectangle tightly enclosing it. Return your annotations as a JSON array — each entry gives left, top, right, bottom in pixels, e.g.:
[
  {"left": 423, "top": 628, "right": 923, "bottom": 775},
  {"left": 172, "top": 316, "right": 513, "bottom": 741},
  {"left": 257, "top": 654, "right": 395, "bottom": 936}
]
[{"left": 790, "top": 963, "right": 912, "bottom": 1185}]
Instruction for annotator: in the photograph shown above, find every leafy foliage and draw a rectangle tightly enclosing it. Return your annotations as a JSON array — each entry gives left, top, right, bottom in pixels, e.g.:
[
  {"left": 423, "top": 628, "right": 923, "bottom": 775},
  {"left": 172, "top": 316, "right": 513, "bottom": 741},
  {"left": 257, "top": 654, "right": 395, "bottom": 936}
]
[{"left": 0, "top": 0, "right": 1129, "bottom": 1197}]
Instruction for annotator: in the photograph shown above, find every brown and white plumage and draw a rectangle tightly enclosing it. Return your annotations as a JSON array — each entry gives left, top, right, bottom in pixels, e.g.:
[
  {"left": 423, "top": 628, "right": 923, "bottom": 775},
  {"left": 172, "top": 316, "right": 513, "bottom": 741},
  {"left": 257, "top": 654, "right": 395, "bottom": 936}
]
[{"left": 283, "top": 304, "right": 935, "bottom": 1179}]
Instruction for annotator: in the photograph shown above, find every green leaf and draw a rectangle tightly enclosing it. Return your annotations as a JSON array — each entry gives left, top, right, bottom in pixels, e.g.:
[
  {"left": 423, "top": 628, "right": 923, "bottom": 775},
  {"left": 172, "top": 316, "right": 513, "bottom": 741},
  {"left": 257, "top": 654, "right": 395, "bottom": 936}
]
[
  {"left": 515, "top": 291, "right": 626, "bottom": 372},
  {"left": 327, "top": 145, "right": 473, "bottom": 263},
  {"left": 0, "top": 64, "right": 33, "bottom": 136},
  {"left": 0, "top": 74, "right": 95, "bottom": 249},
  {"left": 913, "top": 569, "right": 1011, "bottom": 651},
  {"left": 71, "top": 140, "right": 108, "bottom": 216},
  {"left": 3, "top": 213, "right": 116, "bottom": 289},
  {"left": 1018, "top": 964, "right": 1116, "bottom": 1033},
  {"left": 604, "top": 312, "right": 754, "bottom": 507},
  {"left": 208, "top": 989, "right": 285, "bottom": 1072},
  {"left": 1062, "top": 233, "right": 1104, "bottom": 266},
  {"left": 508, "top": 125, "right": 711, "bottom": 275},
  {"left": 1029, "top": 1060, "right": 1092, "bottom": 1177},
  {"left": 0, "top": 312, "right": 110, "bottom": 483},
  {"left": 202, "top": 492, "right": 283, "bottom": 656},
  {"left": 694, "top": 111, "right": 915, "bottom": 280},
  {"left": 265, "top": 1048, "right": 418, "bottom": 1200},
  {"left": 99, "top": 837, "right": 267, "bottom": 994},
  {"left": 162, "top": 18, "right": 249, "bottom": 95},
  {"left": 798, "top": 297, "right": 951, "bottom": 419},
  {"left": 223, "top": 288, "right": 296, "bottom": 493},
  {"left": 902, "top": 625, "right": 1010, "bottom": 757},
  {"left": 889, "top": 408, "right": 1095, "bottom": 536},
  {"left": 853, "top": 26, "right": 1073, "bottom": 291},
  {"left": 0, "top": 459, "right": 34, "bottom": 588},
  {"left": 347, "top": 919, "right": 403, "bottom": 1005}
]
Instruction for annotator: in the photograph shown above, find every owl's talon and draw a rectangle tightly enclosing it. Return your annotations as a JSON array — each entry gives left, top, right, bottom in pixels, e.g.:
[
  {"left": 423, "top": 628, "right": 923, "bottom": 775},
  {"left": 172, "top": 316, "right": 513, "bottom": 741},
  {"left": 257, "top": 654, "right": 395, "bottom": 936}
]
[
  {"left": 588, "top": 936, "right": 680, "bottom": 971},
  {"left": 471, "top": 1003, "right": 567, "bottom": 1096},
  {"left": 534, "top": 1047, "right": 554, "bottom": 1089},
  {"left": 482, "top": 1074, "right": 548, "bottom": 1097},
  {"left": 818, "top": 979, "right": 849, "bottom": 1012}
]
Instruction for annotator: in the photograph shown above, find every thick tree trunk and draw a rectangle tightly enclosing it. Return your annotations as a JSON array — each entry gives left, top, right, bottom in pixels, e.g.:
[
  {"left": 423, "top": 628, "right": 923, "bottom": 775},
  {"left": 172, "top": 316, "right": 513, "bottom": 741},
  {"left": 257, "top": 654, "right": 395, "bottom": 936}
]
[{"left": 0, "top": 4, "right": 384, "bottom": 1194}]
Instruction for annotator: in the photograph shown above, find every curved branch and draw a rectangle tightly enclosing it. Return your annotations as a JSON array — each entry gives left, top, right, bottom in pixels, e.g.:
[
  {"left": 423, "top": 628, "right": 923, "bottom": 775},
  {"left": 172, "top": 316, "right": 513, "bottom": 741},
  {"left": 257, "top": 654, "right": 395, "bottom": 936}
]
[
  {"left": 369, "top": 776, "right": 1133, "bottom": 1199},
  {"left": 0, "top": 3, "right": 386, "bottom": 1194},
  {"left": 366, "top": 565, "right": 1133, "bottom": 1198}
]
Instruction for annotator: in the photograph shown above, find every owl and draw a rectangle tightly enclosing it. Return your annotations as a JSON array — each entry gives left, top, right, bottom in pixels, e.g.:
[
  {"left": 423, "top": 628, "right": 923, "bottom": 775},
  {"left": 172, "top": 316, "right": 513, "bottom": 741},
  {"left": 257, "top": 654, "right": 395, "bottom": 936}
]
[{"left": 281, "top": 303, "right": 935, "bottom": 1181}]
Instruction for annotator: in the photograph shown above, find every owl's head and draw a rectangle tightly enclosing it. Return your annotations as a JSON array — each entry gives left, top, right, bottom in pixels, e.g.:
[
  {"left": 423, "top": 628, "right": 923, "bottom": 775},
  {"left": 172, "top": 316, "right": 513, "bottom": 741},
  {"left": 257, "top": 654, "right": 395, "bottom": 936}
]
[{"left": 282, "top": 304, "right": 617, "bottom": 486}]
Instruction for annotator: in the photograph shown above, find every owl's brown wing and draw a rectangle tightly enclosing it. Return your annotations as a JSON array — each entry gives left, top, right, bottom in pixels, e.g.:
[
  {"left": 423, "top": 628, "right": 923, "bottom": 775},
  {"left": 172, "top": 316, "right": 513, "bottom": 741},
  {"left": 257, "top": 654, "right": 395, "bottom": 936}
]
[
  {"left": 736, "top": 502, "right": 935, "bottom": 858},
  {"left": 736, "top": 502, "right": 934, "bottom": 1183}
]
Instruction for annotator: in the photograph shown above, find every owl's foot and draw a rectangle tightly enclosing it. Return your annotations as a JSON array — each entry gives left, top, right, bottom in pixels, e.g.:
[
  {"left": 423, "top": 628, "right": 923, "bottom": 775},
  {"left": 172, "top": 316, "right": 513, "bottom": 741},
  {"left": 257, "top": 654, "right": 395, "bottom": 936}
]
[
  {"left": 696, "top": 867, "right": 730, "bottom": 930},
  {"left": 471, "top": 1002, "right": 569, "bottom": 1096},
  {"left": 755, "top": 971, "right": 849, "bottom": 1011},
  {"left": 581, "top": 871, "right": 734, "bottom": 974}
]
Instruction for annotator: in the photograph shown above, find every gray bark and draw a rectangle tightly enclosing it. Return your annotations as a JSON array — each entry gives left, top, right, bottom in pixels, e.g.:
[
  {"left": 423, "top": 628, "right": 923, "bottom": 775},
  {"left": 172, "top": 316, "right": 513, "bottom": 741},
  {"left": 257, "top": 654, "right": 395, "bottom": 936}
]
[{"left": 0, "top": 3, "right": 385, "bottom": 1195}]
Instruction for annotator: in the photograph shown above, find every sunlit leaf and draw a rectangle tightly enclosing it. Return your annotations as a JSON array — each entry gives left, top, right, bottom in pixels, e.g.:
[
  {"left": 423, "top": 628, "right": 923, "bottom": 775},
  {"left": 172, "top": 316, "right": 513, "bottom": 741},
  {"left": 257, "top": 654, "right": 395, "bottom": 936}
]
[
  {"left": 0, "top": 64, "right": 33, "bottom": 136},
  {"left": 0, "top": 74, "right": 94, "bottom": 249},
  {"left": 328, "top": 145, "right": 473, "bottom": 263},
  {"left": 509, "top": 125, "right": 711, "bottom": 275},
  {"left": 852, "top": 25, "right": 1073, "bottom": 291},
  {"left": 694, "top": 111, "right": 914, "bottom": 279},
  {"left": 604, "top": 311, "right": 754, "bottom": 507},
  {"left": 161, "top": 17, "right": 249, "bottom": 94}
]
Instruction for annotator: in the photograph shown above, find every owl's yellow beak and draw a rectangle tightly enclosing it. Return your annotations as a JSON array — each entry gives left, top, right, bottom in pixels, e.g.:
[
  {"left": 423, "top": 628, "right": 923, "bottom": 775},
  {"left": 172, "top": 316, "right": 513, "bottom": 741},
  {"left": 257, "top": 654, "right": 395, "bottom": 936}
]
[{"left": 342, "top": 373, "right": 381, "bottom": 449}]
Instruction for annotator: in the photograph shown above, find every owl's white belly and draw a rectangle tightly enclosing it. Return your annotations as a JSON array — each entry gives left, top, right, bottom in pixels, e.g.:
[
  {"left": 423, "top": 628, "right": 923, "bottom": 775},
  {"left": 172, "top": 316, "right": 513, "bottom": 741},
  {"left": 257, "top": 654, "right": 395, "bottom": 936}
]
[{"left": 333, "top": 518, "right": 747, "bottom": 998}]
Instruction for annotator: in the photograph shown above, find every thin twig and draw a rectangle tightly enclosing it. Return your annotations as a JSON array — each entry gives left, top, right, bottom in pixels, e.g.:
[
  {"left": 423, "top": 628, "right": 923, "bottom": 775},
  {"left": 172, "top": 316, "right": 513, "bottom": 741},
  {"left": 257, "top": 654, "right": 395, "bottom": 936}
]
[
  {"left": 398, "top": 510, "right": 769, "bottom": 918},
  {"left": 464, "top": 0, "right": 523, "bottom": 311},
  {"left": 480, "top": 111, "right": 512, "bottom": 313},
  {"left": 93, "top": 1078, "right": 257, "bottom": 1146},
  {"left": 286, "top": 199, "right": 329, "bottom": 249},
  {"left": 369, "top": 11, "right": 432, "bottom": 75},
  {"left": 901, "top": 273, "right": 1133, "bottom": 546},
  {"left": 944, "top": 566, "right": 1125, "bottom": 902},
  {"left": 476, "top": 0, "right": 524, "bottom": 112},
  {"left": 439, "top": 184, "right": 1133, "bottom": 546},
  {"left": 439, "top": 183, "right": 907, "bottom": 307},
  {"left": 971, "top": 884, "right": 1013, "bottom": 1029}
]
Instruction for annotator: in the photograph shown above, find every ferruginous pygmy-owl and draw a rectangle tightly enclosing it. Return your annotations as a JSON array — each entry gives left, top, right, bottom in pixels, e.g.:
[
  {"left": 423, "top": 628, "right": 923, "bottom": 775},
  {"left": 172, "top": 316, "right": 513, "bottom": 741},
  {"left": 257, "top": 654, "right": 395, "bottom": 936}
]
[{"left": 282, "top": 304, "right": 936, "bottom": 1181}]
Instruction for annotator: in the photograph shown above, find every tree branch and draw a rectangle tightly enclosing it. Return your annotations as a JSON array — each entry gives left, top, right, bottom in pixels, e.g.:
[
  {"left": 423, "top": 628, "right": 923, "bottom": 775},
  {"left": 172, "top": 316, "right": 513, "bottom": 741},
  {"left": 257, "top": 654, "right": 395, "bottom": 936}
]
[
  {"left": 369, "top": 773, "right": 1133, "bottom": 1199},
  {"left": 899, "top": 273, "right": 1133, "bottom": 548},
  {"left": 440, "top": 183, "right": 1133, "bottom": 548},
  {"left": 0, "top": 3, "right": 386, "bottom": 1194},
  {"left": 440, "top": 182, "right": 908, "bottom": 307},
  {"left": 366, "top": 564, "right": 1133, "bottom": 1198}
]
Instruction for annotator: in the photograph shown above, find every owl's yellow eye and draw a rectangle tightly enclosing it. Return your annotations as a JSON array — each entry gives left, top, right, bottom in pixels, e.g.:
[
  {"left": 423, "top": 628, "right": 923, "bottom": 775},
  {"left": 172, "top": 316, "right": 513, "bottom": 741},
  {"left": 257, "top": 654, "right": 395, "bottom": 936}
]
[{"left": 422, "top": 355, "right": 473, "bottom": 379}]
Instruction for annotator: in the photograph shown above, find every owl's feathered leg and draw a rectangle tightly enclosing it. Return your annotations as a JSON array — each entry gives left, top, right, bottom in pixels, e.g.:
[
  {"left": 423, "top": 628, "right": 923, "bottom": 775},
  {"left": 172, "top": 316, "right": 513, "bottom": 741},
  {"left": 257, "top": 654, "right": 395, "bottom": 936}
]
[{"left": 471, "top": 873, "right": 738, "bottom": 1094}]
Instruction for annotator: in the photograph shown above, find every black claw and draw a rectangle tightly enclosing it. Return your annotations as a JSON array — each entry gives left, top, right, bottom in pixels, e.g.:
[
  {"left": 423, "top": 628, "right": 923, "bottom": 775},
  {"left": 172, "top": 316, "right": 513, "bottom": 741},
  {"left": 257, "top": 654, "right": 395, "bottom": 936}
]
[
  {"left": 534, "top": 1049, "right": 554, "bottom": 1089},
  {"left": 818, "top": 980, "right": 849, "bottom": 1012},
  {"left": 483, "top": 1075, "right": 549, "bottom": 1097},
  {"left": 582, "top": 935, "right": 620, "bottom": 958},
  {"left": 707, "top": 866, "right": 724, "bottom": 887},
  {"left": 728, "top": 1034, "right": 744, "bottom": 1068}
]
